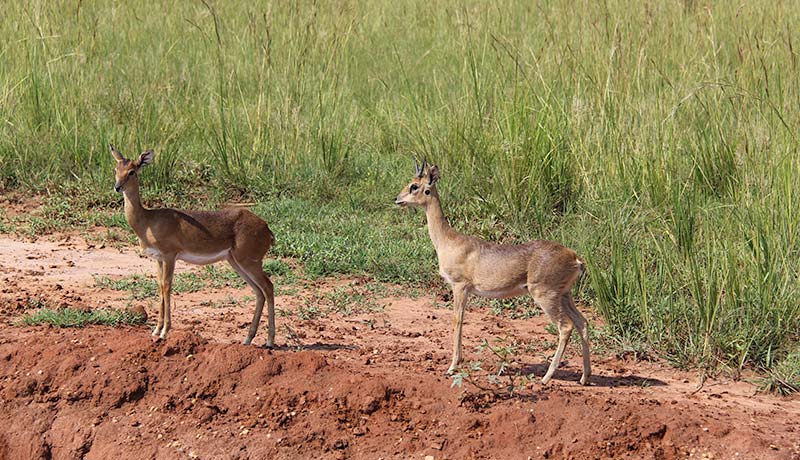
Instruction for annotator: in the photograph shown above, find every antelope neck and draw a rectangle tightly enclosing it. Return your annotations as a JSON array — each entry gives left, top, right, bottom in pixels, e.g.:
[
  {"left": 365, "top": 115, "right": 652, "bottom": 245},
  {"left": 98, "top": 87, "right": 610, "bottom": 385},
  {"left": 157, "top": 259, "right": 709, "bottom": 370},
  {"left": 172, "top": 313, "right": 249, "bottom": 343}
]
[
  {"left": 122, "top": 179, "right": 149, "bottom": 234},
  {"left": 424, "top": 195, "right": 456, "bottom": 252}
]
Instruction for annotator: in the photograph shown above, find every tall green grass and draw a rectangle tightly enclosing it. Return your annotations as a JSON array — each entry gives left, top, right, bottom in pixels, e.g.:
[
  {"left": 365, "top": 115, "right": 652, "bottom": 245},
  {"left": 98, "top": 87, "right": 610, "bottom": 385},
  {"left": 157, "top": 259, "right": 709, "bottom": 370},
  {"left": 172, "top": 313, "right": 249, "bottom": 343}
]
[{"left": 1, "top": 0, "right": 799, "bottom": 378}]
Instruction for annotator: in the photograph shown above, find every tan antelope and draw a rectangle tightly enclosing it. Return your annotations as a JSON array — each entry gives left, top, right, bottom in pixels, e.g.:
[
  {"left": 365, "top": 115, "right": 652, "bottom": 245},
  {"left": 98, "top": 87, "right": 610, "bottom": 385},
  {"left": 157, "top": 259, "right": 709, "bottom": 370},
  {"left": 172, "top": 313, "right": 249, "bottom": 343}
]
[
  {"left": 110, "top": 144, "right": 276, "bottom": 346},
  {"left": 394, "top": 160, "right": 591, "bottom": 385}
]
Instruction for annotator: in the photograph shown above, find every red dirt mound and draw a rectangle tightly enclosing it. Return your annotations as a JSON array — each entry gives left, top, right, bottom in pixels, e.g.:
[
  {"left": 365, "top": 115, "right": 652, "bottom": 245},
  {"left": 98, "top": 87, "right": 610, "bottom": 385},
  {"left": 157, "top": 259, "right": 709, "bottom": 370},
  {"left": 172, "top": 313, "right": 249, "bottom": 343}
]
[{"left": 0, "top": 327, "right": 798, "bottom": 460}]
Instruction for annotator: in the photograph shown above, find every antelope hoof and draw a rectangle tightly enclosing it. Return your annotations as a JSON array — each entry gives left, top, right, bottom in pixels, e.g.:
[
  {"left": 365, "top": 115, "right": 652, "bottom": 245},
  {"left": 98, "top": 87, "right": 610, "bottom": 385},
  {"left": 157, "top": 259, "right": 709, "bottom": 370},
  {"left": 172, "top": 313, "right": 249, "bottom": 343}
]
[
  {"left": 151, "top": 335, "right": 162, "bottom": 343},
  {"left": 580, "top": 375, "right": 590, "bottom": 386},
  {"left": 242, "top": 337, "right": 253, "bottom": 346},
  {"left": 152, "top": 327, "right": 161, "bottom": 336},
  {"left": 446, "top": 365, "right": 458, "bottom": 375},
  {"left": 541, "top": 375, "right": 552, "bottom": 385},
  {"left": 262, "top": 342, "right": 275, "bottom": 350}
]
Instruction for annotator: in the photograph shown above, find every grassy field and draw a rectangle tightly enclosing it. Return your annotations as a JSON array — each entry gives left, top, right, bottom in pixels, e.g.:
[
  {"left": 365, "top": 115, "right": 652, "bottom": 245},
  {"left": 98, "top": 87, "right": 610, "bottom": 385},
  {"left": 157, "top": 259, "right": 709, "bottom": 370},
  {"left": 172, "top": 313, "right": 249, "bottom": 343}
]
[{"left": 1, "top": 0, "right": 799, "bottom": 386}]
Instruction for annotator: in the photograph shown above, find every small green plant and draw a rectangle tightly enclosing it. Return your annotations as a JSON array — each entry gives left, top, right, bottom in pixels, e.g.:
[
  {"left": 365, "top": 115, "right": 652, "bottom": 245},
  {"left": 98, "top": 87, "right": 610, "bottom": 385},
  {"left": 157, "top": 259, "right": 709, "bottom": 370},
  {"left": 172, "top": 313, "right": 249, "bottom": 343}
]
[
  {"left": 451, "top": 337, "right": 533, "bottom": 393},
  {"left": 450, "top": 360, "right": 485, "bottom": 389},
  {"left": 17, "top": 307, "right": 146, "bottom": 328}
]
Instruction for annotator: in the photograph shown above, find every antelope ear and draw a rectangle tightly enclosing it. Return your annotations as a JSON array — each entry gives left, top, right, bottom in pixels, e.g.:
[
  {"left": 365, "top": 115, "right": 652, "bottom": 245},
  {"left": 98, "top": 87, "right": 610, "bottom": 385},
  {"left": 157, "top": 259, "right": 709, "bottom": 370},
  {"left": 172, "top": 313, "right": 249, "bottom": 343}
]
[
  {"left": 427, "top": 165, "right": 440, "bottom": 185},
  {"left": 136, "top": 150, "right": 154, "bottom": 168},
  {"left": 109, "top": 144, "right": 125, "bottom": 162}
]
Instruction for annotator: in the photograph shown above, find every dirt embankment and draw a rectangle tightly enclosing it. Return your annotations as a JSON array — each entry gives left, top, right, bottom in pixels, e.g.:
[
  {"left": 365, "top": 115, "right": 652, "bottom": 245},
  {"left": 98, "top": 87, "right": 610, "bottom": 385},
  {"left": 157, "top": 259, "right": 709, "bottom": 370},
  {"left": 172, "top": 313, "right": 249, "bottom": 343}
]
[{"left": 0, "top": 233, "right": 799, "bottom": 460}]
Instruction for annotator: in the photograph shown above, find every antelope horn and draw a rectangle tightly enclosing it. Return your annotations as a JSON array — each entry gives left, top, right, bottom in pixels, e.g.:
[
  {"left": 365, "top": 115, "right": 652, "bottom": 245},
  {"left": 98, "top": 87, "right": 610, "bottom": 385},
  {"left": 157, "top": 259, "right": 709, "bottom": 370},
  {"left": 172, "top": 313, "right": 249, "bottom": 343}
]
[
  {"left": 414, "top": 158, "right": 421, "bottom": 177},
  {"left": 420, "top": 157, "right": 428, "bottom": 177}
]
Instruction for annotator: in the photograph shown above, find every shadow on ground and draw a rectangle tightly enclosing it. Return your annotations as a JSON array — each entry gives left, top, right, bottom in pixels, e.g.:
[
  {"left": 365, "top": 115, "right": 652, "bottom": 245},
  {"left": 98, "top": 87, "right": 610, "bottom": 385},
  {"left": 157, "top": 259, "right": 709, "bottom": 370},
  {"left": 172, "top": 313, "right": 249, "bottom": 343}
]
[{"left": 517, "top": 363, "right": 667, "bottom": 388}]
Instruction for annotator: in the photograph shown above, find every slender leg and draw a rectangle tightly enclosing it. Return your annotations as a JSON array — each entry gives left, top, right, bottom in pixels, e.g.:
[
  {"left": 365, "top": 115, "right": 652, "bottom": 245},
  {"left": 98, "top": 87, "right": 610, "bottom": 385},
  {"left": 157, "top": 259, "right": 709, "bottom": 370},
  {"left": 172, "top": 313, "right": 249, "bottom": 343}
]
[
  {"left": 563, "top": 294, "right": 591, "bottom": 385},
  {"left": 534, "top": 291, "right": 573, "bottom": 385},
  {"left": 158, "top": 256, "right": 176, "bottom": 340},
  {"left": 153, "top": 260, "right": 165, "bottom": 337},
  {"left": 447, "top": 283, "right": 470, "bottom": 374}
]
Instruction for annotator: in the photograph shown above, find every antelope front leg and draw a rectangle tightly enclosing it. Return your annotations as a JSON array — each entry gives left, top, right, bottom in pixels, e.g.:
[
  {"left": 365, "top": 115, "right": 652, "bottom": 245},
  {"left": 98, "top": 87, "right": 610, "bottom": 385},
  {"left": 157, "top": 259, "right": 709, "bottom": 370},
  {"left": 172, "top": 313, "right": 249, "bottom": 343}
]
[
  {"left": 153, "top": 260, "right": 165, "bottom": 338},
  {"left": 158, "top": 256, "right": 176, "bottom": 341},
  {"left": 447, "top": 284, "right": 469, "bottom": 374}
]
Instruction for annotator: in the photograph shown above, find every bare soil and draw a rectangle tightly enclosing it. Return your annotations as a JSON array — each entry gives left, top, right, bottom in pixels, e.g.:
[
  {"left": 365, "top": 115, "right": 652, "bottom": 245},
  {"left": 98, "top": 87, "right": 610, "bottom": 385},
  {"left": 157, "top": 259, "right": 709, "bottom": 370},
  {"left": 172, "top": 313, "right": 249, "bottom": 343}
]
[{"left": 0, "top": 232, "right": 798, "bottom": 460}]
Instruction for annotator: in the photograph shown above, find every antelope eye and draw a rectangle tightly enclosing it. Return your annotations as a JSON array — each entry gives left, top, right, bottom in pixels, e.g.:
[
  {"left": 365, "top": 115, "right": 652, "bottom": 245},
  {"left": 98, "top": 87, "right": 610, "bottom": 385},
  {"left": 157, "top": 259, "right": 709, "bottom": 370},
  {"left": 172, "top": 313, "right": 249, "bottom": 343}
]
[
  {"left": 410, "top": 184, "right": 419, "bottom": 192},
  {"left": 127, "top": 171, "right": 135, "bottom": 177},
  {"left": 425, "top": 190, "right": 431, "bottom": 195}
]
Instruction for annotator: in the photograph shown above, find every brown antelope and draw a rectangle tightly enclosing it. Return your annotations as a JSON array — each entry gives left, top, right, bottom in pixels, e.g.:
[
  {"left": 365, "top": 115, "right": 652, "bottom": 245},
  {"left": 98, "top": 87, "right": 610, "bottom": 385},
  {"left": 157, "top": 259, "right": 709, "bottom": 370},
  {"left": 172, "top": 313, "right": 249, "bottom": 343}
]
[
  {"left": 109, "top": 144, "right": 276, "bottom": 346},
  {"left": 394, "top": 160, "right": 590, "bottom": 385}
]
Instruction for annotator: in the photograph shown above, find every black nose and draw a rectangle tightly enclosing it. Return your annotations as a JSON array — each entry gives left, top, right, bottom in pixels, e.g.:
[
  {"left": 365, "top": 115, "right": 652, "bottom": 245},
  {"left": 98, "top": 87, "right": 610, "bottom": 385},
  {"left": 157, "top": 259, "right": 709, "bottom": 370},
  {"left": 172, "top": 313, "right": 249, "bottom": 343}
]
[{"left": 114, "top": 185, "right": 122, "bottom": 193}]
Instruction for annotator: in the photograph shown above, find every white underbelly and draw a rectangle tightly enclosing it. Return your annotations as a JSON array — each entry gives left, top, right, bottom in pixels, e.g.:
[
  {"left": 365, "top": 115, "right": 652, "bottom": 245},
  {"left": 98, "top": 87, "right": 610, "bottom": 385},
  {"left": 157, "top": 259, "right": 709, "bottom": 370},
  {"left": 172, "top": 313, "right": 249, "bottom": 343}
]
[
  {"left": 472, "top": 284, "right": 528, "bottom": 298},
  {"left": 177, "top": 249, "right": 230, "bottom": 265}
]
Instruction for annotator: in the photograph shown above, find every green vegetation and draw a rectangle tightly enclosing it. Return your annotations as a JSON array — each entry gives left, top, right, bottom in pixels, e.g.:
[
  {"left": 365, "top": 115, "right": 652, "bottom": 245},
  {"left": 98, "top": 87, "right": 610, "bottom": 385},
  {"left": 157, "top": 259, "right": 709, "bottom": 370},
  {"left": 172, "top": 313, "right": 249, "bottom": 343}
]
[
  {"left": 758, "top": 348, "right": 800, "bottom": 396},
  {"left": 92, "top": 272, "right": 210, "bottom": 299},
  {"left": 18, "top": 307, "right": 146, "bottom": 328},
  {"left": 451, "top": 337, "right": 534, "bottom": 393},
  {"left": 93, "top": 274, "right": 158, "bottom": 300},
  {"left": 290, "top": 281, "right": 387, "bottom": 320},
  {"left": 92, "top": 262, "right": 295, "bottom": 299},
  {"left": 263, "top": 198, "right": 431, "bottom": 283},
  {"left": 1, "top": 0, "right": 799, "bottom": 383}
]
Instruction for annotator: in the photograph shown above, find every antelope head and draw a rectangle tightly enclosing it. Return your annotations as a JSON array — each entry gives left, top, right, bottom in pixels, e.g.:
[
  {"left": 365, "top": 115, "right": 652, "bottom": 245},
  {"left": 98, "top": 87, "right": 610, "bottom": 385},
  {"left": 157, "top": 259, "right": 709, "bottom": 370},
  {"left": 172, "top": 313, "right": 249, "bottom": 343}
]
[
  {"left": 394, "top": 158, "right": 440, "bottom": 208},
  {"left": 110, "top": 144, "right": 154, "bottom": 193}
]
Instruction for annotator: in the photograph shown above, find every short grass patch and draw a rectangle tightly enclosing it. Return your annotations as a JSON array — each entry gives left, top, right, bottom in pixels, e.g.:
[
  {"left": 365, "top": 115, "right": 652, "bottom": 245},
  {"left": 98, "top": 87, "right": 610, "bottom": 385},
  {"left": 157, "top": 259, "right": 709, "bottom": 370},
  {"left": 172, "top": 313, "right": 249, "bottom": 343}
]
[
  {"left": 17, "top": 308, "right": 146, "bottom": 328},
  {"left": 94, "top": 274, "right": 158, "bottom": 300}
]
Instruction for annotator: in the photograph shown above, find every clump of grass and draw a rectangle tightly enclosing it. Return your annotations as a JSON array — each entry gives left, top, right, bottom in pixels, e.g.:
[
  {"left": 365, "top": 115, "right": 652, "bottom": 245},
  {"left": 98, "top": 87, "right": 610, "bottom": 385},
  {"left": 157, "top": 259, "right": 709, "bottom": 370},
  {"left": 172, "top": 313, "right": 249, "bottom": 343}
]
[
  {"left": 758, "top": 349, "right": 800, "bottom": 396},
  {"left": 17, "top": 307, "right": 146, "bottom": 328}
]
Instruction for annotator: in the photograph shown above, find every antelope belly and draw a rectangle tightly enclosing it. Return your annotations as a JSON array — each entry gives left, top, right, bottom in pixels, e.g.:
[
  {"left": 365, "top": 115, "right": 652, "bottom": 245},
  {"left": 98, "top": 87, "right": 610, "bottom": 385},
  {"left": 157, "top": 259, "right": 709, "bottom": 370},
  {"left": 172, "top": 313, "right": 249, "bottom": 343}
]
[
  {"left": 472, "top": 284, "right": 528, "bottom": 298},
  {"left": 177, "top": 249, "right": 230, "bottom": 265}
]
